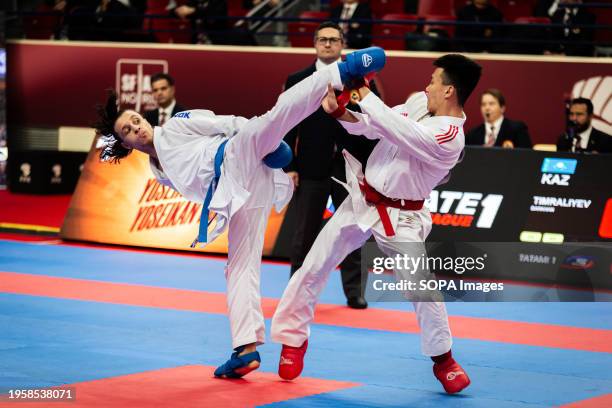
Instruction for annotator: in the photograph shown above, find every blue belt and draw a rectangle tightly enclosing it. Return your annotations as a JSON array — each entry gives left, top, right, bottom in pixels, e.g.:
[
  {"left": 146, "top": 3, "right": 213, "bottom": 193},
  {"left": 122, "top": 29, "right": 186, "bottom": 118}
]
[{"left": 191, "top": 140, "right": 228, "bottom": 248}]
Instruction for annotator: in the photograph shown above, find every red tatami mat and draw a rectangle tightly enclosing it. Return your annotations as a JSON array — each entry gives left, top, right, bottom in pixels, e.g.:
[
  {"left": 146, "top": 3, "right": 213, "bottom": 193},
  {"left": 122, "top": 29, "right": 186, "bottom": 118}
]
[
  {"left": 2, "top": 271, "right": 611, "bottom": 353},
  {"left": 0, "top": 365, "right": 360, "bottom": 407}
]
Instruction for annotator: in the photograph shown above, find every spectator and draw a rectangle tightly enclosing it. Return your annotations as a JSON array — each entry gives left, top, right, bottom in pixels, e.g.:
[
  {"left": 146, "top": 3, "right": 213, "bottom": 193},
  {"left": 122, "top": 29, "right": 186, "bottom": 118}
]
[
  {"left": 143, "top": 73, "right": 187, "bottom": 127},
  {"left": 466, "top": 88, "right": 532, "bottom": 148},
  {"left": 282, "top": 22, "right": 379, "bottom": 309},
  {"left": 536, "top": 0, "right": 596, "bottom": 56},
  {"left": 243, "top": 0, "right": 279, "bottom": 16},
  {"left": 59, "top": 0, "right": 99, "bottom": 40},
  {"left": 557, "top": 97, "right": 612, "bottom": 153},
  {"left": 62, "top": 0, "right": 146, "bottom": 41},
  {"left": 455, "top": 0, "right": 503, "bottom": 53},
  {"left": 330, "top": 0, "right": 373, "bottom": 49},
  {"left": 173, "top": 0, "right": 228, "bottom": 44}
]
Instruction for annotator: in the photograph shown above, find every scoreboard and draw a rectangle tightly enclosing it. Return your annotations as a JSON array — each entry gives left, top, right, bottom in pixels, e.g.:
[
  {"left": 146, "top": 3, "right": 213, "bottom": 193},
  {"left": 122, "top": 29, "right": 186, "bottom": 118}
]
[
  {"left": 427, "top": 147, "right": 611, "bottom": 243},
  {"left": 422, "top": 147, "right": 612, "bottom": 293}
]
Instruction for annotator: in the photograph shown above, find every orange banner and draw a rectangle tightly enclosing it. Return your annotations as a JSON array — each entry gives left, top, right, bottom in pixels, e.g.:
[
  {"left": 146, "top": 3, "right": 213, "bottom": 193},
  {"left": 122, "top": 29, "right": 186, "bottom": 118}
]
[{"left": 60, "top": 143, "right": 287, "bottom": 255}]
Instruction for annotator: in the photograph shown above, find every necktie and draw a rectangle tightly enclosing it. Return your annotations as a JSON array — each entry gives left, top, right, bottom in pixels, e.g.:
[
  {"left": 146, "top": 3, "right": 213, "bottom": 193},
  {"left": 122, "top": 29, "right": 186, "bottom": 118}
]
[
  {"left": 340, "top": 5, "right": 351, "bottom": 33},
  {"left": 573, "top": 134, "right": 582, "bottom": 152},
  {"left": 485, "top": 125, "right": 496, "bottom": 146},
  {"left": 159, "top": 111, "right": 167, "bottom": 126}
]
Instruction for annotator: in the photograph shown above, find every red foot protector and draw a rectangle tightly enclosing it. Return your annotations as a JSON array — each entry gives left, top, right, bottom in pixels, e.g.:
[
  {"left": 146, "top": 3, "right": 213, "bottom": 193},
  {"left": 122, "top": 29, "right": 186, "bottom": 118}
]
[
  {"left": 279, "top": 340, "right": 308, "bottom": 380},
  {"left": 0, "top": 365, "right": 360, "bottom": 408},
  {"left": 433, "top": 358, "right": 471, "bottom": 394}
]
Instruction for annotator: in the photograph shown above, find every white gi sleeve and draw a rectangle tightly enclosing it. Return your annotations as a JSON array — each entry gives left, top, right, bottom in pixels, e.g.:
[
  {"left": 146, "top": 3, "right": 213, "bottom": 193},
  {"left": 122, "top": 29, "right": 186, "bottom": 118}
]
[
  {"left": 357, "top": 92, "right": 462, "bottom": 167},
  {"left": 338, "top": 111, "right": 380, "bottom": 140},
  {"left": 338, "top": 99, "right": 416, "bottom": 141},
  {"left": 149, "top": 158, "right": 176, "bottom": 190},
  {"left": 163, "top": 109, "right": 248, "bottom": 139},
  {"left": 404, "top": 91, "right": 430, "bottom": 120}
]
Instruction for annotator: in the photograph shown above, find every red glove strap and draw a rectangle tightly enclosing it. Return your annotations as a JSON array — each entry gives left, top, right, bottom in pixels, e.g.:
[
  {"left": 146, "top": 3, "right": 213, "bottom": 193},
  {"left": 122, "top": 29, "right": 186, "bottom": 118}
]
[
  {"left": 330, "top": 104, "right": 346, "bottom": 119},
  {"left": 330, "top": 88, "right": 351, "bottom": 119}
]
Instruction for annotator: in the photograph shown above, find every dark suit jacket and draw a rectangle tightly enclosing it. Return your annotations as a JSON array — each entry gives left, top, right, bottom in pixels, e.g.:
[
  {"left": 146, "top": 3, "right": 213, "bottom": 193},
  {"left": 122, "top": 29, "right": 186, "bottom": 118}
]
[
  {"left": 143, "top": 102, "right": 188, "bottom": 127},
  {"left": 455, "top": 4, "right": 503, "bottom": 53},
  {"left": 330, "top": 3, "right": 372, "bottom": 49},
  {"left": 556, "top": 127, "right": 612, "bottom": 154},
  {"left": 283, "top": 63, "right": 378, "bottom": 180},
  {"left": 535, "top": 0, "right": 596, "bottom": 56},
  {"left": 466, "top": 117, "right": 533, "bottom": 148}
]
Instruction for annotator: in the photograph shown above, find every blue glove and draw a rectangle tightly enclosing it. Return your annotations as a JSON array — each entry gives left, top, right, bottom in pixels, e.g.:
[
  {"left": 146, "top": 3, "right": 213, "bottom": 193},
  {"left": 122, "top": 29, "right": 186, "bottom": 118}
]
[
  {"left": 263, "top": 140, "right": 293, "bottom": 169},
  {"left": 338, "top": 47, "right": 386, "bottom": 85}
]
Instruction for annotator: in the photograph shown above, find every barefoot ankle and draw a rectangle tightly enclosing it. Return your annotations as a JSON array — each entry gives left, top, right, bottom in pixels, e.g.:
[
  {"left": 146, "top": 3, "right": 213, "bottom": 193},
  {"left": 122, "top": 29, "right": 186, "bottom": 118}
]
[{"left": 239, "top": 343, "right": 257, "bottom": 355}]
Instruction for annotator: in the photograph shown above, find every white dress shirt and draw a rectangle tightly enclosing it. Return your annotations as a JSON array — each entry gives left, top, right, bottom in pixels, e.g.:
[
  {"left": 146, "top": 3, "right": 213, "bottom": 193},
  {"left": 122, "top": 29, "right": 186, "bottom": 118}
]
[{"left": 315, "top": 58, "right": 341, "bottom": 71}]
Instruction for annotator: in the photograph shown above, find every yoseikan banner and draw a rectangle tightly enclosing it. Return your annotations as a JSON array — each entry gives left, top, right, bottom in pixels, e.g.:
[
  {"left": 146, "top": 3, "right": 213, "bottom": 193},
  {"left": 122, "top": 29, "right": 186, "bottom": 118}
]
[
  {"left": 60, "top": 144, "right": 287, "bottom": 254},
  {"left": 62, "top": 145, "right": 611, "bottom": 258}
]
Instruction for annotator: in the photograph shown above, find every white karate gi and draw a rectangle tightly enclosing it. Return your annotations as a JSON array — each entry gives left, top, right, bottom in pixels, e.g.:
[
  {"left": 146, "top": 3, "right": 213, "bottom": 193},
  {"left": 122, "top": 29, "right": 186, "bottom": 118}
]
[
  {"left": 150, "top": 64, "right": 343, "bottom": 349},
  {"left": 271, "top": 91, "right": 466, "bottom": 356}
]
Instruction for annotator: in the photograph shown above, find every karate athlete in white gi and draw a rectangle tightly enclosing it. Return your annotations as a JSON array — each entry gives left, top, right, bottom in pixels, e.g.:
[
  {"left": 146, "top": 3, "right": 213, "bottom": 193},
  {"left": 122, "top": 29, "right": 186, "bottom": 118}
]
[
  {"left": 271, "top": 54, "right": 482, "bottom": 394},
  {"left": 93, "top": 46, "right": 386, "bottom": 379}
]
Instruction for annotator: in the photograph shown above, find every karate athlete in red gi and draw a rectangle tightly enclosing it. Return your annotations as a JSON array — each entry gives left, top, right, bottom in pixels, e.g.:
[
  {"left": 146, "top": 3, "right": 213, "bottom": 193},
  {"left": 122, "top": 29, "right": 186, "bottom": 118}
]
[{"left": 271, "top": 54, "right": 481, "bottom": 394}]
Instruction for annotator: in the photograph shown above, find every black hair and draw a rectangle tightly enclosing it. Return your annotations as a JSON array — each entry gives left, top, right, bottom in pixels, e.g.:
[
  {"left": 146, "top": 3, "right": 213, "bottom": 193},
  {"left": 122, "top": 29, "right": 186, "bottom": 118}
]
[
  {"left": 92, "top": 90, "right": 132, "bottom": 163},
  {"left": 150, "top": 72, "right": 175, "bottom": 86},
  {"left": 314, "top": 21, "right": 344, "bottom": 40},
  {"left": 433, "top": 54, "right": 482, "bottom": 106},
  {"left": 570, "top": 97, "right": 594, "bottom": 115},
  {"left": 482, "top": 88, "right": 505, "bottom": 107}
]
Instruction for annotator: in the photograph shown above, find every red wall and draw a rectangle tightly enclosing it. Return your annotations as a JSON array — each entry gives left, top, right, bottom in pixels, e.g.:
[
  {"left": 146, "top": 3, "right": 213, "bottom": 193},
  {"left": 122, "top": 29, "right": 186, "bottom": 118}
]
[{"left": 7, "top": 41, "right": 611, "bottom": 144}]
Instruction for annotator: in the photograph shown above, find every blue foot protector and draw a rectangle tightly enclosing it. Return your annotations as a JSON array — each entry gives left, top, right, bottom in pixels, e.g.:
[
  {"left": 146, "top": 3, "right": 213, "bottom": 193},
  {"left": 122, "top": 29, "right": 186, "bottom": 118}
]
[
  {"left": 337, "top": 46, "right": 386, "bottom": 84},
  {"left": 214, "top": 346, "right": 261, "bottom": 379}
]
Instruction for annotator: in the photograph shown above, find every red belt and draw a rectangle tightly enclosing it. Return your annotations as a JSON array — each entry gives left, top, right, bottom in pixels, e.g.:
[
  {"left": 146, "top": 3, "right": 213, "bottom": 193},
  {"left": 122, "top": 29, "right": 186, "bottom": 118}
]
[{"left": 359, "top": 179, "right": 424, "bottom": 237}]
